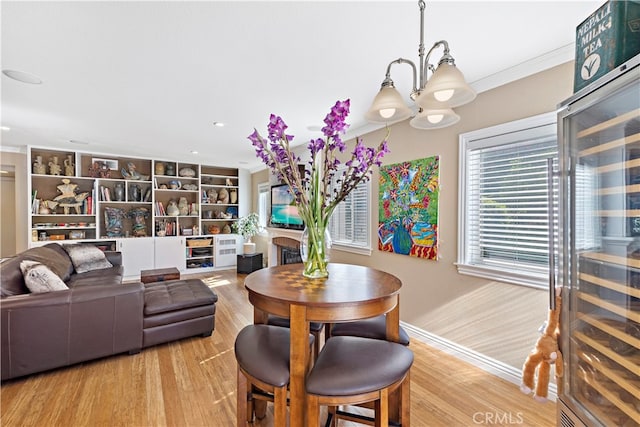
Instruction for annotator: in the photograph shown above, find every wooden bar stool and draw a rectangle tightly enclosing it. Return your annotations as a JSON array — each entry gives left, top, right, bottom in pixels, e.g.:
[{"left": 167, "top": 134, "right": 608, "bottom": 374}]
[
  {"left": 234, "top": 324, "right": 314, "bottom": 426},
  {"left": 328, "top": 314, "right": 410, "bottom": 346},
  {"left": 305, "top": 336, "right": 413, "bottom": 427},
  {"left": 267, "top": 314, "right": 325, "bottom": 359}
]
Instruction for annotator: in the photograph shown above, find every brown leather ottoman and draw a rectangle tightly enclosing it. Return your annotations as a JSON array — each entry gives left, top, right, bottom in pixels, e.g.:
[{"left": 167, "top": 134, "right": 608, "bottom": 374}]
[{"left": 142, "top": 279, "right": 218, "bottom": 348}]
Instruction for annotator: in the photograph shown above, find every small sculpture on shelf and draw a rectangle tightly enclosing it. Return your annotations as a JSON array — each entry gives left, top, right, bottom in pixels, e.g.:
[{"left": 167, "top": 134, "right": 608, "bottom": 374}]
[
  {"left": 178, "top": 167, "right": 196, "bottom": 178},
  {"left": 104, "top": 207, "right": 125, "bottom": 237},
  {"left": 88, "top": 161, "right": 111, "bottom": 178},
  {"left": 38, "top": 200, "right": 58, "bottom": 215},
  {"left": 63, "top": 155, "right": 75, "bottom": 176},
  {"left": 33, "top": 156, "right": 47, "bottom": 175},
  {"left": 178, "top": 197, "right": 189, "bottom": 216},
  {"left": 121, "top": 162, "right": 149, "bottom": 181},
  {"left": 48, "top": 156, "right": 62, "bottom": 175},
  {"left": 207, "top": 189, "right": 217, "bottom": 203},
  {"left": 128, "top": 207, "right": 150, "bottom": 237},
  {"left": 217, "top": 188, "right": 229, "bottom": 204},
  {"left": 53, "top": 179, "right": 89, "bottom": 214},
  {"left": 222, "top": 224, "right": 232, "bottom": 234}
]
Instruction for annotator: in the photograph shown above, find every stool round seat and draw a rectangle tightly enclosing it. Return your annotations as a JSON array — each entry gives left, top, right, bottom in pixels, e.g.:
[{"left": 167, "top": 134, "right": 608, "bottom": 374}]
[
  {"left": 267, "top": 314, "right": 324, "bottom": 332},
  {"left": 235, "top": 324, "right": 294, "bottom": 387},
  {"left": 306, "top": 336, "right": 413, "bottom": 396},
  {"left": 330, "top": 314, "right": 410, "bottom": 346}
]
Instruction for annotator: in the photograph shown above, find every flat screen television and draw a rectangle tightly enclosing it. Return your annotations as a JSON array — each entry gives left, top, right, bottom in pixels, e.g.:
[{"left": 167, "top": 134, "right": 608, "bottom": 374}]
[{"left": 270, "top": 184, "right": 304, "bottom": 230}]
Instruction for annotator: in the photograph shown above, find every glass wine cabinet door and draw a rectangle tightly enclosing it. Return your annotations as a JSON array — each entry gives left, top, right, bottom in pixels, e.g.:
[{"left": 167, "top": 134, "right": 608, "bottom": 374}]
[{"left": 560, "top": 60, "right": 640, "bottom": 427}]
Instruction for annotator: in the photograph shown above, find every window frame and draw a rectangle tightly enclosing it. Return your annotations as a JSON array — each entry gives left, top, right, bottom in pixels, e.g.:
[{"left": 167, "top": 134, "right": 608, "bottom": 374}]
[
  {"left": 457, "top": 111, "right": 557, "bottom": 289},
  {"left": 329, "top": 172, "right": 372, "bottom": 256},
  {"left": 257, "top": 182, "right": 270, "bottom": 229}
]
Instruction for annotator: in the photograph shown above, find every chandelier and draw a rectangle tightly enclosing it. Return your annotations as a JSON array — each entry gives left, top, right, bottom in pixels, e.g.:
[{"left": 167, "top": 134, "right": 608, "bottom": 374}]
[{"left": 365, "top": 0, "right": 476, "bottom": 129}]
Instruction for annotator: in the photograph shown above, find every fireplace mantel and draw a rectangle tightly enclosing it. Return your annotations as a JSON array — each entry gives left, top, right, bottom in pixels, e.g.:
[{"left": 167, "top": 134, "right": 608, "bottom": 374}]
[{"left": 266, "top": 227, "right": 303, "bottom": 267}]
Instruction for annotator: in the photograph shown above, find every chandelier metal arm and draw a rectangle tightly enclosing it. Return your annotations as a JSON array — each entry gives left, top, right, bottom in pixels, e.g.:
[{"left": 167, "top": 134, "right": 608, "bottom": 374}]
[
  {"left": 382, "top": 58, "right": 419, "bottom": 99},
  {"left": 420, "top": 40, "right": 450, "bottom": 89}
]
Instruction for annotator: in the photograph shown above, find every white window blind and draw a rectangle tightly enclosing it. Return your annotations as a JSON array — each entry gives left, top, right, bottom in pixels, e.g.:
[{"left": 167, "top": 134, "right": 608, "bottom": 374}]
[
  {"left": 329, "top": 176, "right": 371, "bottom": 253},
  {"left": 458, "top": 112, "right": 558, "bottom": 288}
]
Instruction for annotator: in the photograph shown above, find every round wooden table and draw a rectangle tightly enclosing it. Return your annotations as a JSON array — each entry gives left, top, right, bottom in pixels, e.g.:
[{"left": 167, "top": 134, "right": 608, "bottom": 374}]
[{"left": 244, "top": 263, "right": 402, "bottom": 427}]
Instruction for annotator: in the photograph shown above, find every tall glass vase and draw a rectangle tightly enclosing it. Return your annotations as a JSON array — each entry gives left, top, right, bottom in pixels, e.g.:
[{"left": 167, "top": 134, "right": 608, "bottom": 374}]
[{"left": 300, "top": 224, "right": 332, "bottom": 279}]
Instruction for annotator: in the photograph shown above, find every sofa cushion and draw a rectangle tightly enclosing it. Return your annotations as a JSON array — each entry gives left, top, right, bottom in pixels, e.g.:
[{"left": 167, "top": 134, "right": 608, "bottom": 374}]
[
  {"left": 63, "top": 244, "right": 113, "bottom": 274},
  {"left": 19, "top": 260, "right": 69, "bottom": 293},
  {"left": 43, "top": 243, "right": 75, "bottom": 281},
  {"left": 66, "top": 265, "right": 124, "bottom": 287},
  {"left": 1, "top": 245, "right": 74, "bottom": 297}
]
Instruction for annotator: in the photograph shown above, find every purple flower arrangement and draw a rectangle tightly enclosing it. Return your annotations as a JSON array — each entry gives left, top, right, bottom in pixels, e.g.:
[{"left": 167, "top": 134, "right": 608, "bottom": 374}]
[{"left": 248, "top": 99, "right": 390, "bottom": 277}]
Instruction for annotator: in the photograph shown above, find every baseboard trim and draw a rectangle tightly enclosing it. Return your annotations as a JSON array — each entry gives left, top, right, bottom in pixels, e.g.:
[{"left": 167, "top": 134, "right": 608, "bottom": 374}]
[{"left": 401, "top": 321, "right": 557, "bottom": 401}]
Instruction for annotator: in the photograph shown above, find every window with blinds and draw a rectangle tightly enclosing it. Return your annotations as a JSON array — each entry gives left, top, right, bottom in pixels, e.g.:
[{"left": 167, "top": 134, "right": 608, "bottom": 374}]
[
  {"left": 329, "top": 175, "right": 371, "bottom": 253},
  {"left": 458, "top": 112, "right": 558, "bottom": 288},
  {"left": 257, "top": 183, "right": 270, "bottom": 228}
]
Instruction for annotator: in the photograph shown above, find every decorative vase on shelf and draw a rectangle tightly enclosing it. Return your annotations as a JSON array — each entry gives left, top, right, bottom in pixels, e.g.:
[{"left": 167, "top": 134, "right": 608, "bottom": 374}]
[
  {"left": 129, "top": 183, "right": 141, "bottom": 202},
  {"left": 155, "top": 162, "right": 165, "bottom": 176},
  {"left": 114, "top": 182, "right": 125, "bottom": 201},
  {"left": 300, "top": 224, "right": 332, "bottom": 279}
]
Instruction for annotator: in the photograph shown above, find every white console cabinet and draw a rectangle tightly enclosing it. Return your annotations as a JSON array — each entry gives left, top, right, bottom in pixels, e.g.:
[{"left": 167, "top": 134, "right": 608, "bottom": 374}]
[
  {"left": 116, "top": 237, "right": 154, "bottom": 279},
  {"left": 154, "top": 236, "right": 185, "bottom": 270}
]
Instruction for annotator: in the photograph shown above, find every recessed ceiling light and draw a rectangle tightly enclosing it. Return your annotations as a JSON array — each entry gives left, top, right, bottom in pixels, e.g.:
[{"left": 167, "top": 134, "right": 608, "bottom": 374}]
[
  {"left": 212, "top": 122, "right": 224, "bottom": 127},
  {"left": 1, "top": 126, "right": 10, "bottom": 131},
  {"left": 2, "top": 69, "right": 43, "bottom": 85},
  {"left": 191, "top": 150, "right": 199, "bottom": 154},
  {"left": 69, "top": 139, "right": 89, "bottom": 145}
]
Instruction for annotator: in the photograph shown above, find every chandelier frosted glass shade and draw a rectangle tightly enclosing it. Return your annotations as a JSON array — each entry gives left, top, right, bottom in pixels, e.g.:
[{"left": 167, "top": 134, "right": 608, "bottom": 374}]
[
  {"left": 409, "top": 108, "right": 460, "bottom": 129},
  {"left": 364, "top": 85, "right": 413, "bottom": 123},
  {"left": 416, "top": 62, "right": 476, "bottom": 109}
]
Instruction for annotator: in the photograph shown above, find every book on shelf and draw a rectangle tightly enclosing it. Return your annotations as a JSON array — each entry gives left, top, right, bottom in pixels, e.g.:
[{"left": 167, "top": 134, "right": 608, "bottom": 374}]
[
  {"left": 155, "top": 201, "right": 165, "bottom": 216},
  {"left": 100, "top": 185, "right": 112, "bottom": 201}
]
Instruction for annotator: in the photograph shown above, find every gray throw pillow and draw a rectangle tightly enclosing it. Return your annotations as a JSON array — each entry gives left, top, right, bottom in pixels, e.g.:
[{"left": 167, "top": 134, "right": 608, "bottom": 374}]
[
  {"left": 63, "top": 244, "right": 113, "bottom": 274},
  {"left": 19, "top": 260, "right": 69, "bottom": 293}
]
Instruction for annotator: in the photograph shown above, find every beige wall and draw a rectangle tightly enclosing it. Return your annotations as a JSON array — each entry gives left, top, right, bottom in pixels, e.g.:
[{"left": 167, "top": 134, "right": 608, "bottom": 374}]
[
  {"left": 251, "top": 62, "right": 575, "bottom": 370},
  {"left": 0, "top": 151, "right": 29, "bottom": 256}
]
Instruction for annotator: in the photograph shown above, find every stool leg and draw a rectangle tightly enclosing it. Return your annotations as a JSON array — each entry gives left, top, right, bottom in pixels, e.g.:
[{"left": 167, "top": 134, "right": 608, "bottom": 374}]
[
  {"left": 273, "top": 385, "right": 287, "bottom": 427},
  {"left": 306, "top": 394, "right": 320, "bottom": 427},
  {"left": 236, "top": 366, "right": 248, "bottom": 427},
  {"left": 400, "top": 371, "right": 411, "bottom": 427},
  {"left": 376, "top": 388, "right": 389, "bottom": 427}
]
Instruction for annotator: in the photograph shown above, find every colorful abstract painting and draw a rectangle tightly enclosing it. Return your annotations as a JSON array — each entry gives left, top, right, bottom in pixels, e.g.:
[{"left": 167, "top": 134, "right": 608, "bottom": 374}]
[{"left": 378, "top": 156, "right": 439, "bottom": 260}]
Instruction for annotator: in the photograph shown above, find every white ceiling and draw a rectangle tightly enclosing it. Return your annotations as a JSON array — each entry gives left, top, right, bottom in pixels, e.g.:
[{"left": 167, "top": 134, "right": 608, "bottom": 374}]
[{"left": 1, "top": 1, "right": 600, "bottom": 171}]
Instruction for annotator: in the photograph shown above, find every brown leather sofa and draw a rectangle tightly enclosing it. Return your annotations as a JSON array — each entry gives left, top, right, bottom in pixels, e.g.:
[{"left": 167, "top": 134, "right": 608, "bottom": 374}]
[
  {"left": 1, "top": 243, "right": 218, "bottom": 381},
  {"left": 1, "top": 243, "right": 144, "bottom": 381}
]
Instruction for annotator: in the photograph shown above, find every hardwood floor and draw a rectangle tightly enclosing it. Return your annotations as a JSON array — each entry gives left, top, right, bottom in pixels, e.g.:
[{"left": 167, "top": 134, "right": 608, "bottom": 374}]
[{"left": 0, "top": 270, "right": 556, "bottom": 426}]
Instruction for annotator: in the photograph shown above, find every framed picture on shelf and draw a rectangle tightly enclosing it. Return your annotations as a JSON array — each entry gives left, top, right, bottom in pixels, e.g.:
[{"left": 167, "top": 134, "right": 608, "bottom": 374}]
[{"left": 92, "top": 158, "right": 118, "bottom": 170}]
